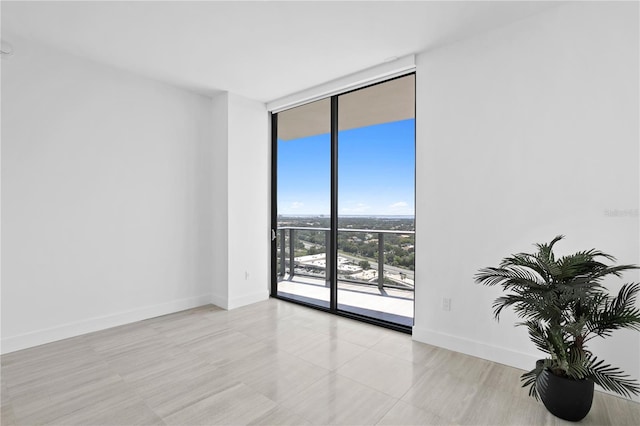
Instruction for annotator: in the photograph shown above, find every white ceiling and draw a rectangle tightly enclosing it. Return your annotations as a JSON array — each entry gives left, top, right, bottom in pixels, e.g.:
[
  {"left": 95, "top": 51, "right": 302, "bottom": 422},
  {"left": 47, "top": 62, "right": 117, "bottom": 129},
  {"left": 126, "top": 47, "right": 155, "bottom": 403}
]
[{"left": 1, "top": 1, "right": 558, "bottom": 103}]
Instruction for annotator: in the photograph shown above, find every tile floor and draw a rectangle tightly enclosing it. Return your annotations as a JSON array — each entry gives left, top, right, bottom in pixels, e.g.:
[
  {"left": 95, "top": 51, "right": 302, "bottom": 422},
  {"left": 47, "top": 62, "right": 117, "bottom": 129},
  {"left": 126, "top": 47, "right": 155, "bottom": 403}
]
[{"left": 1, "top": 299, "right": 639, "bottom": 425}]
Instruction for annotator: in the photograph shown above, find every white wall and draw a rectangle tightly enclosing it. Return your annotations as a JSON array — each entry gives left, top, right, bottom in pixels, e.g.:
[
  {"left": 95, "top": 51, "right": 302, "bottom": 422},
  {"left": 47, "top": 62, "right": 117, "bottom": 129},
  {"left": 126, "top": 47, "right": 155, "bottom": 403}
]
[
  {"left": 1, "top": 35, "right": 215, "bottom": 353},
  {"left": 413, "top": 2, "right": 639, "bottom": 401},
  {"left": 210, "top": 93, "right": 230, "bottom": 308},
  {"left": 227, "top": 93, "right": 270, "bottom": 309},
  {"left": 210, "top": 92, "right": 270, "bottom": 309}
]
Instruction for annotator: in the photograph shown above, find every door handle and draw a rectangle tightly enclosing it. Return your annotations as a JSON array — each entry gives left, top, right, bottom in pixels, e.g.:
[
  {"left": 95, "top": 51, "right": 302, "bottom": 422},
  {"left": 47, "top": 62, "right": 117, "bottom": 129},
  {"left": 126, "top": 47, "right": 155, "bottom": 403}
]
[{"left": 271, "top": 229, "right": 277, "bottom": 241}]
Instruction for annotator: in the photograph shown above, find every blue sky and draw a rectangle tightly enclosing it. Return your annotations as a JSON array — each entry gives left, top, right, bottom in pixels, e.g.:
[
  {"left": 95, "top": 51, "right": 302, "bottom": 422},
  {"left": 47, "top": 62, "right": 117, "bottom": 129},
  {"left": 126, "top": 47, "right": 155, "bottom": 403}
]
[{"left": 277, "top": 119, "right": 415, "bottom": 216}]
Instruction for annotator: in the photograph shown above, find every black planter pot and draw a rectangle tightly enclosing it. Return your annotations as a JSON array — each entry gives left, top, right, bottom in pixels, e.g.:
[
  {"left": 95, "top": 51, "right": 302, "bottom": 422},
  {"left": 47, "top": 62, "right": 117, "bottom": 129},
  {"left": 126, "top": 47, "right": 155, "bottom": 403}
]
[{"left": 537, "top": 366, "right": 594, "bottom": 422}]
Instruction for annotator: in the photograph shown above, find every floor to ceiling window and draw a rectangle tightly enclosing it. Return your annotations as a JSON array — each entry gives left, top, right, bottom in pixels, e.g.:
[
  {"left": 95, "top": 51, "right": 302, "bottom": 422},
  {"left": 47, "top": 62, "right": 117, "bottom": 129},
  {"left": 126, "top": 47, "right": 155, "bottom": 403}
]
[
  {"left": 272, "top": 97, "right": 332, "bottom": 310},
  {"left": 271, "top": 74, "right": 415, "bottom": 330}
]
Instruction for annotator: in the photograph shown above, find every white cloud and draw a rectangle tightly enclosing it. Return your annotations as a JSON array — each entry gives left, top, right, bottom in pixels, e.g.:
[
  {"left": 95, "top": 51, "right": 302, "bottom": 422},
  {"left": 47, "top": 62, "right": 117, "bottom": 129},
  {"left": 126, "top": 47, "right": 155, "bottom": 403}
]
[
  {"left": 389, "top": 201, "right": 408, "bottom": 209},
  {"left": 341, "top": 203, "right": 370, "bottom": 214},
  {"left": 291, "top": 201, "right": 304, "bottom": 209}
]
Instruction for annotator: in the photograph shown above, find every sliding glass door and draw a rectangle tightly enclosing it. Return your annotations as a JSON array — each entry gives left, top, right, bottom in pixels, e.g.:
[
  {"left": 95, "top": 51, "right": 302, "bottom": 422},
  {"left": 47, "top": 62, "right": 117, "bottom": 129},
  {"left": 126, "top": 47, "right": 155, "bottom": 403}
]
[
  {"left": 273, "top": 98, "right": 331, "bottom": 309},
  {"left": 272, "top": 74, "right": 415, "bottom": 329},
  {"left": 336, "top": 76, "right": 415, "bottom": 326}
]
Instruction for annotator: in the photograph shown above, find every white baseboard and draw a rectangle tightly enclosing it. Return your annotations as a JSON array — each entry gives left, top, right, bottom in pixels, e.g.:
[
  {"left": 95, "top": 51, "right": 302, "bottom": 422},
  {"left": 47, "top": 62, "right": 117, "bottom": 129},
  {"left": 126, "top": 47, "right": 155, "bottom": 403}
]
[
  {"left": 228, "top": 291, "right": 269, "bottom": 310},
  {"left": 209, "top": 291, "right": 269, "bottom": 311},
  {"left": 1, "top": 294, "right": 212, "bottom": 354},
  {"left": 412, "top": 326, "right": 540, "bottom": 371}
]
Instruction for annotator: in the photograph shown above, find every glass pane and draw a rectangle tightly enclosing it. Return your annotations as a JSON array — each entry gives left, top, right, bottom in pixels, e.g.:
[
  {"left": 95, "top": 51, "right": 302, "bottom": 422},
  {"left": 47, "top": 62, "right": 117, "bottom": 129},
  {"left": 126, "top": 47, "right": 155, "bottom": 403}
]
[
  {"left": 337, "top": 75, "right": 416, "bottom": 326},
  {"left": 276, "top": 98, "right": 331, "bottom": 308}
]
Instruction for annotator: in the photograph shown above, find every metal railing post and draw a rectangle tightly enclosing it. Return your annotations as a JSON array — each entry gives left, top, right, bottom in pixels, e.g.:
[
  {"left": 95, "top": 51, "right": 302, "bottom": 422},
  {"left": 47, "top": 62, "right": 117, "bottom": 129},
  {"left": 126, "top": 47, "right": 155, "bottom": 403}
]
[
  {"left": 279, "top": 229, "right": 286, "bottom": 277},
  {"left": 325, "top": 229, "right": 331, "bottom": 287},
  {"left": 289, "top": 229, "right": 295, "bottom": 278},
  {"left": 378, "top": 232, "right": 384, "bottom": 291}
]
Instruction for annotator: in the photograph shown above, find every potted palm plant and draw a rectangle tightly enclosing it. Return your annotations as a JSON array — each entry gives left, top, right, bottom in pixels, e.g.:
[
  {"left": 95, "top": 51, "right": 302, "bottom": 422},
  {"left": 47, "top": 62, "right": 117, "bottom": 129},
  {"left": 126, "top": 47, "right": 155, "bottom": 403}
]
[{"left": 475, "top": 236, "right": 640, "bottom": 421}]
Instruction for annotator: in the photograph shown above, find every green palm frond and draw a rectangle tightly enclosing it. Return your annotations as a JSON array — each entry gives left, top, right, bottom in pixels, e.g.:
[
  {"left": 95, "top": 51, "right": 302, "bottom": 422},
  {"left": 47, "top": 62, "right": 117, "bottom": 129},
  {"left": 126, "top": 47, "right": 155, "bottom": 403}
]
[
  {"left": 475, "top": 266, "right": 546, "bottom": 289},
  {"left": 564, "top": 345, "right": 589, "bottom": 379},
  {"left": 536, "top": 235, "right": 563, "bottom": 262},
  {"left": 584, "top": 264, "right": 639, "bottom": 281},
  {"left": 557, "top": 253, "right": 594, "bottom": 279},
  {"left": 587, "top": 283, "right": 640, "bottom": 338},
  {"left": 584, "top": 356, "right": 640, "bottom": 398},
  {"left": 563, "top": 318, "right": 588, "bottom": 338},
  {"left": 500, "top": 253, "right": 549, "bottom": 280},
  {"left": 521, "top": 359, "right": 552, "bottom": 400},
  {"left": 522, "top": 320, "right": 551, "bottom": 354},
  {"left": 535, "top": 253, "right": 562, "bottom": 279}
]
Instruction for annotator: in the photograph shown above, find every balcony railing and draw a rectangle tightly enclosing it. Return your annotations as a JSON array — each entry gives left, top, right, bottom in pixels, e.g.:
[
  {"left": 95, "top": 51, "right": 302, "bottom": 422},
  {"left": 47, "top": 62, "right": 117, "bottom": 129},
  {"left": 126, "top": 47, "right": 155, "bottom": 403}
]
[{"left": 277, "top": 226, "right": 415, "bottom": 292}]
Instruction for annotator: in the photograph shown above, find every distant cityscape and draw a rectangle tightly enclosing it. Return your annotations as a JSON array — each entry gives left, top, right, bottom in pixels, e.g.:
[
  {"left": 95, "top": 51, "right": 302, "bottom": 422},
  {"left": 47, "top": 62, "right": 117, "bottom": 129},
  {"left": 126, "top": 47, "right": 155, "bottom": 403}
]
[{"left": 277, "top": 215, "right": 414, "bottom": 230}]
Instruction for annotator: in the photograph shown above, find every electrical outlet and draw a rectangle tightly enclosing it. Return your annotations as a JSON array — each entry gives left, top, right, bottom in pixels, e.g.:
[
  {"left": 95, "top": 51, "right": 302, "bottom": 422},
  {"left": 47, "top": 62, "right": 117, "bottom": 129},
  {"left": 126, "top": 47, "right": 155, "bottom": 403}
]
[{"left": 442, "top": 297, "right": 451, "bottom": 311}]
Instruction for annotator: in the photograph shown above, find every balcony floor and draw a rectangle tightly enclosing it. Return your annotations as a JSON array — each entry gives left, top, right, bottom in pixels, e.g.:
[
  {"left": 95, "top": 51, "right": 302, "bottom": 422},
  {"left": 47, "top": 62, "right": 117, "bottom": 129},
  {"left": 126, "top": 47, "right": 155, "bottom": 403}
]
[{"left": 277, "top": 274, "right": 414, "bottom": 327}]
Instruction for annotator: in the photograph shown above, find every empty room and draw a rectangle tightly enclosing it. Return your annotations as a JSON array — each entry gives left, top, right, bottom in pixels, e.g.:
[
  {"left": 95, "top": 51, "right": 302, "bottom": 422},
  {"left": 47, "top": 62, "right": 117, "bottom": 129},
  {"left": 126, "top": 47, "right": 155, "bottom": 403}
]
[{"left": 1, "top": 1, "right": 639, "bottom": 425}]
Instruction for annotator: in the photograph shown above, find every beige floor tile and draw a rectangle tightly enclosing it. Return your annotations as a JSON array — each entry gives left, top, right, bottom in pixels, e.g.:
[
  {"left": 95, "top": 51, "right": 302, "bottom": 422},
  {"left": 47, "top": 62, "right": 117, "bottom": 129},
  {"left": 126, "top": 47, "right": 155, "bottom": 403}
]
[
  {"left": 235, "top": 350, "right": 330, "bottom": 402},
  {"left": 121, "top": 349, "right": 208, "bottom": 386},
  {"left": 155, "top": 318, "right": 223, "bottom": 345},
  {"left": 1, "top": 381, "right": 11, "bottom": 405},
  {"left": 199, "top": 308, "right": 234, "bottom": 326},
  {"left": 283, "top": 309, "right": 336, "bottom": 330},
  {"left": 402, "top": 367, "right": 486, "bottom": 424},
  {"left": 264, "top": 297, "right": 312, "bottom": 317},
  {"left": 220, "top": 343, "right": 282, "bottom": 377},
  {"left": 581, "top": 392, "right": 640, "bottom": 426},
  {"left": 7, "top": 360, "right": 116, "bottom": 403},
  {"left": 2, "top": 344, "right": 102, "bottom": 389},
  {"left": 457, "top": 386, "right": 548, "bottom": 425},
  {"left": 163, "top": 382, "right": 277, "bottom": 425},
  {"left": 423, "top": 348, "right": 494, "bottom": 382},
  {"left": 221, "top": 301, "right": 291, "bottom": 326},
  {"left": 140, "top": 305, "right": 222, "bottom": 329},
  {"left": 337, "top": 349, "right": 429, "bottom": 398},
  {"left": 481, "top": 362, "right": 530, "bottom": 390},
  {"left": 228, "top": 313, "right": 299, "bottom": 342},
  {"left": 86, "top": 324, "right": 163, "bottom": 355},
  {"left": 281, "top": 372, "right": 398, "bottom": 425},
  {"left": 147, "top": 310, "right": 218, "bottom": 334},
  {"left": 296, "top": 337, "right": 368, "bottom": 371},
  {"left": 105, "top": 339, "right": 189, "bottom": 376},
  {"left": 180, "top": 328, "right": 271, "bottom": 367},
  {"left": 268, "top": 325, "right": 331, "bottom": 356},
  {"left": 133, "top": 365, "right": 240, "bottom": 418},
  {"left": 1, "top": 402, "right": 17, "bottom": 426},
  {"left": 248, "top": 405, "right": 313, "bottom": 425},
  {"left": 11, "top": 375, "right": 137, "bottom": 425},
  {"left": 371, "top": 332, "right": 437, "bottom": 365},
  {"left": 8, "top": 369, "right": 120, "bottom": 409},
  {"left": 46, "top": 397, "right": 164, "bottom": 426},
  {"left": 288, "top": 310, "right": 349, "bottom": 336},
  {"left": 376, "top": 400, "right": 455, "bottom": 425},
  {"left": 331, "top": 320, "right": 397, "bottom": 348}
]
